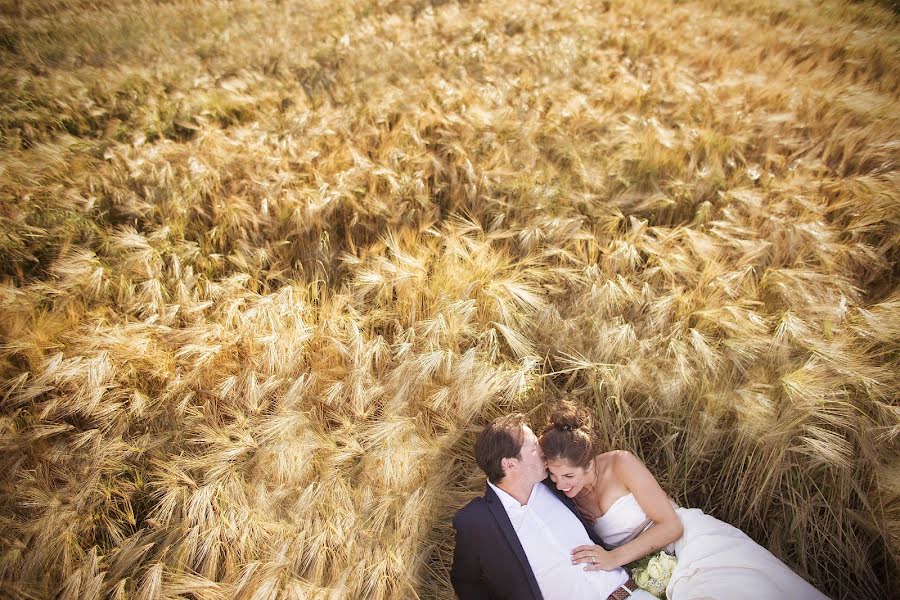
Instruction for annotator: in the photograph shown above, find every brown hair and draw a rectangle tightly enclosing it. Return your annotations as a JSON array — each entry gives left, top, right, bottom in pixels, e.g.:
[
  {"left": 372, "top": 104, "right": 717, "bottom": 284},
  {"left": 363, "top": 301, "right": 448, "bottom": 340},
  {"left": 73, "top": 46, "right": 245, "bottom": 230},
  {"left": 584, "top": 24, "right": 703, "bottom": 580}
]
[
  {"left": 539, "top": 400, "right": 598, "bottom": 468},
  {"left": 474, "top": 413, "right": 527, "bottom": 484}
]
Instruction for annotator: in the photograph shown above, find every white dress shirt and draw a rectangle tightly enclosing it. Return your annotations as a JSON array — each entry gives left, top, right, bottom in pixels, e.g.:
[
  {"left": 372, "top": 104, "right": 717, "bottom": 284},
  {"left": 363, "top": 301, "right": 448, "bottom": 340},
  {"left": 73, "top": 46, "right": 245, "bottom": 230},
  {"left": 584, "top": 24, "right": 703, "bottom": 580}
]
[{"left": 489, "top": 481, "right": 629, "bottom": 600}]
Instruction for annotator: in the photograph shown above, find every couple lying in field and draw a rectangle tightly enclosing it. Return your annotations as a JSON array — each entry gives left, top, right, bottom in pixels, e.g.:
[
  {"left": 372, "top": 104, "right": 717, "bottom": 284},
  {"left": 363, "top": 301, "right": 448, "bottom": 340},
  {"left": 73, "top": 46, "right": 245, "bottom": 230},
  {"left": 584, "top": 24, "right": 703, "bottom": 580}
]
[{"left": 451, "top": 401, "right": 830, "bottom": 600}]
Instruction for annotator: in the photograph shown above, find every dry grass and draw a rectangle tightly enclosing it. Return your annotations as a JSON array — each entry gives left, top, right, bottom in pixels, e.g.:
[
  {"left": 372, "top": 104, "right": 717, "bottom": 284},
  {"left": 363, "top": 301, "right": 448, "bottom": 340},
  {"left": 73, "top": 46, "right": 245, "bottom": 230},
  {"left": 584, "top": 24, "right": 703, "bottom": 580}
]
[{"left": 0, "top": 0, "right": 898, "bottom": 598}]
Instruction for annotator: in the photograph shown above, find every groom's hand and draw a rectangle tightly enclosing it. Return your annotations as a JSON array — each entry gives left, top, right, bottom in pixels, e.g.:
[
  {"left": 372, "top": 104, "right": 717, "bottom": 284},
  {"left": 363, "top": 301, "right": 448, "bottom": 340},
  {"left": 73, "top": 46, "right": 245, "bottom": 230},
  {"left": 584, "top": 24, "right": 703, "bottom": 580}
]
[{"left": 571, "top": 544, "right": 618, "bottom": 571}]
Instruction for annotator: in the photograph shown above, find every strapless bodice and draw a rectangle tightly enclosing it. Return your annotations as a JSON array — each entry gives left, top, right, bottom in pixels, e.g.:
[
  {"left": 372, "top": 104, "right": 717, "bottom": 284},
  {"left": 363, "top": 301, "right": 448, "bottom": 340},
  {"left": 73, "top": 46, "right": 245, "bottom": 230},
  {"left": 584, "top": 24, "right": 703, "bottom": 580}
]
[{"left": 592, "top": 492, "right": 664, "bottom": 548}]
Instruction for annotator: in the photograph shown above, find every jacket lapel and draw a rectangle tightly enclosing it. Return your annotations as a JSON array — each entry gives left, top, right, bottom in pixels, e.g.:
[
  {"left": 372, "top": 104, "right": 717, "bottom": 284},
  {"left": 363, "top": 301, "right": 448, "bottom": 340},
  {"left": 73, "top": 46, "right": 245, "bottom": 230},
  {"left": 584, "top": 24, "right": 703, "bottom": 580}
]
[{"left": 484, "top": 484, "right": 543, "bottom": 600}]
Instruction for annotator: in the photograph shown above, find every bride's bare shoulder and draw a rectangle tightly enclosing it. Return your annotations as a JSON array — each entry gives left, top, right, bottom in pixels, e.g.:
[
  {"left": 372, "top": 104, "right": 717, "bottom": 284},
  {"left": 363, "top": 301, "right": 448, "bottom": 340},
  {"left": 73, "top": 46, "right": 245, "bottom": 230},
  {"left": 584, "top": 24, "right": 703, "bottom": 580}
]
[
  {"left": 600, "top": 450, "right": 644, "bottom": 471},
  {"left": 594, "top": 450, "right": 629, "bottom": 469},
  {"left": 597, "top": 449, "right": 634, "bottom": 461}
]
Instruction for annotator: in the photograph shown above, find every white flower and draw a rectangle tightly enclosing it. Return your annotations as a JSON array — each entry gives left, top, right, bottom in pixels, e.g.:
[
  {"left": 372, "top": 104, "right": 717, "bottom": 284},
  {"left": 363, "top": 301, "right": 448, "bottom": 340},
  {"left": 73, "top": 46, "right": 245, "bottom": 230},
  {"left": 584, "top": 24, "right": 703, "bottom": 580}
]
[
  {"left": 632, "top": 551, "right": 678, "bottom": 598},
  {"left": 646, "top": 558, "right": 665, "bottom": 580},
  {"left": 658, "top": 552, "right": 677, "bottom": 575},
  {"left": 632, "top": 552, "right": 678, "bottom": 597}
]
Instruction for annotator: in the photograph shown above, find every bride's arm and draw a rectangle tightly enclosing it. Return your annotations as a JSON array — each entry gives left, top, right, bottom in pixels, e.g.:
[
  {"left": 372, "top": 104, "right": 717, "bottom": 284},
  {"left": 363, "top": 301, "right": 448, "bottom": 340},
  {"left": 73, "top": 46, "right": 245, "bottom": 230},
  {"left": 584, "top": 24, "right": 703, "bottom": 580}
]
[{"left": 572, "top": 450, "right": 683, "bottom": 571}]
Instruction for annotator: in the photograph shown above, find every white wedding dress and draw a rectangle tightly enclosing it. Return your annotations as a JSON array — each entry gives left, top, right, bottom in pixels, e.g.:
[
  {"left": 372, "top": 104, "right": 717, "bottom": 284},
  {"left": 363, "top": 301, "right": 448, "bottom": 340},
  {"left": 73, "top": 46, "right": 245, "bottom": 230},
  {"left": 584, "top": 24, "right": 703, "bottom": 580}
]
[{"left": 592, "top": 493, "right": 830, "bottom": 600}]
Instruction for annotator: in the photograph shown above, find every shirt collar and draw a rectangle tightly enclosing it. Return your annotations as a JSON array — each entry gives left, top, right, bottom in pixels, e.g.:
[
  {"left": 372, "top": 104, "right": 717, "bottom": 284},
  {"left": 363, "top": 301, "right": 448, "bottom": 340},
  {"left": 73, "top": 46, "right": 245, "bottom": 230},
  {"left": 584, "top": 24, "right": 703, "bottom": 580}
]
[{"left": 488, "top": 480, "right": 539, "bottom": 510}]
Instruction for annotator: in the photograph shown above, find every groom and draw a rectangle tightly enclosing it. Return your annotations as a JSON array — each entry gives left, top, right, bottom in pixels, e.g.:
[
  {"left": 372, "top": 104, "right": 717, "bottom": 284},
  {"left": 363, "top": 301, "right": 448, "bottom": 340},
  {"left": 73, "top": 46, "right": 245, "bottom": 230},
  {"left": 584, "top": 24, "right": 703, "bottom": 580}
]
[{"left": 451, "top": 413, "right": 653, "bottom": 600}]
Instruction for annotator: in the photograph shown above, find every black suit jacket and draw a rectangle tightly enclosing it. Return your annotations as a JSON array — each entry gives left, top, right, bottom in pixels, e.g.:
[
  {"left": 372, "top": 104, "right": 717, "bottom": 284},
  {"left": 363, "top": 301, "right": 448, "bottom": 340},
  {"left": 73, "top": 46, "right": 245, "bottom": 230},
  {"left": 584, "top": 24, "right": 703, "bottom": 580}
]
[{"left": 450, "top": 477, "right": 605, "bottom": 600}]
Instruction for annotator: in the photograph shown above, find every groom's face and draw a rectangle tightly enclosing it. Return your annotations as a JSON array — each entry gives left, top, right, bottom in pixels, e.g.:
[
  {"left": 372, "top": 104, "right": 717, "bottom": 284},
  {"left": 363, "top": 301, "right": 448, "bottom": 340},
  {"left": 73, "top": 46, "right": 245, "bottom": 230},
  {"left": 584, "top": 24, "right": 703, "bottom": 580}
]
[{"left": 512, "top": 426, "right": 548, "bottom": 484}]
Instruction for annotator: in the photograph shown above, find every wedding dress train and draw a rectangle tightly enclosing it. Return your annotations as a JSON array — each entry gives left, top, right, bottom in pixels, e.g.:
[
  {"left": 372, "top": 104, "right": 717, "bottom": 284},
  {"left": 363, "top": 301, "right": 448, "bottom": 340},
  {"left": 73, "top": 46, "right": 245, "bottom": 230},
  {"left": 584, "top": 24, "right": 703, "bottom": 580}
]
[{"left": 592, "top": 493, "right": 829, "bottom": 600}]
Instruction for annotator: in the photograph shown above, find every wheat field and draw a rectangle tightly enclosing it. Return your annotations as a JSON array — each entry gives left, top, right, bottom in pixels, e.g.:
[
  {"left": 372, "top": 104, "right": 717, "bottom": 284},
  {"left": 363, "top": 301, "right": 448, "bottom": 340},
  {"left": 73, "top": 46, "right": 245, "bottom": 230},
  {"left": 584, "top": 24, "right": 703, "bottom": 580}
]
[{"left": 0, "top": 0, "right": 898, "bottom": 598}]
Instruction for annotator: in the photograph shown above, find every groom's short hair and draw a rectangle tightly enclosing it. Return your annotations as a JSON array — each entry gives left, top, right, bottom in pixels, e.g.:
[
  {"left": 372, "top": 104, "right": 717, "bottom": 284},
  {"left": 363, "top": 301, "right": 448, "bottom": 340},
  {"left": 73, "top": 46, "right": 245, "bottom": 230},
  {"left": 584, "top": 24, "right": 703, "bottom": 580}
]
[{"left": 474, "top": 413, "right": 527, "bottom": 484}]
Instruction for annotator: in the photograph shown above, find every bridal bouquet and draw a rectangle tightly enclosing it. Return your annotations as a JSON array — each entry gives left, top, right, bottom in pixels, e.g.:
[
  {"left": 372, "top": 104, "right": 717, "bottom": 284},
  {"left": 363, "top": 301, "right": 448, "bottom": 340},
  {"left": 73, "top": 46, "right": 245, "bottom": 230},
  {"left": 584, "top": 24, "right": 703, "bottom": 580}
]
[{"left": 630, "top": 551, "right": 677, "bottom": 598}]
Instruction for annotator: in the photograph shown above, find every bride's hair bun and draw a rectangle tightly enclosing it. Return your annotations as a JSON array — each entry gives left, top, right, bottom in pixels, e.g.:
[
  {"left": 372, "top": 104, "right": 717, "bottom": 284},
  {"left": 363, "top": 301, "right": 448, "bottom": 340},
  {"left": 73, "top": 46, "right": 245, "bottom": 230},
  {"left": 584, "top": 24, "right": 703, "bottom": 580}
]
[
  {"left": 540, "top": 400, "right": 597, "bottom": 468},
  {"left": 550, "top": 400, "right": 591, "bottom": 432}
]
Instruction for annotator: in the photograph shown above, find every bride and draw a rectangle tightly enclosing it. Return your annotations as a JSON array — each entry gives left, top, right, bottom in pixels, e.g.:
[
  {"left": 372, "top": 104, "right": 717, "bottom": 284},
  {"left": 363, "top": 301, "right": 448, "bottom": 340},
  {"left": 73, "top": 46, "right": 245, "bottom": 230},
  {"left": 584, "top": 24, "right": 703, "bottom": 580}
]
[{"left": 539, "top": 401, "right": 830, "bottom": 600}]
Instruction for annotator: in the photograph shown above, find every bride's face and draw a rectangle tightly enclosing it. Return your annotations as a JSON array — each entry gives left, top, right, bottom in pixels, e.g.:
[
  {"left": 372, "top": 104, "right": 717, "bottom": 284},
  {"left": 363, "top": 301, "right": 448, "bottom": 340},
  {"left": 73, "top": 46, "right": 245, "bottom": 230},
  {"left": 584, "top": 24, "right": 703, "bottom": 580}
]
[{"left": 546, "top": 458, "right": 594, "bottom": 499}]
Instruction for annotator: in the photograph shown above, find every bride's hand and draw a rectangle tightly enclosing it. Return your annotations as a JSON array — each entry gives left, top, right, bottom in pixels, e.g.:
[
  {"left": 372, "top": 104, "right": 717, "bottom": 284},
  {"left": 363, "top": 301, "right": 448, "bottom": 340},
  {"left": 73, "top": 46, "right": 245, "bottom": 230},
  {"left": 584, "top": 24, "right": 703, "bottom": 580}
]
[{"left": 571, "top": 544, "right": 618, "bottom": 571}]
